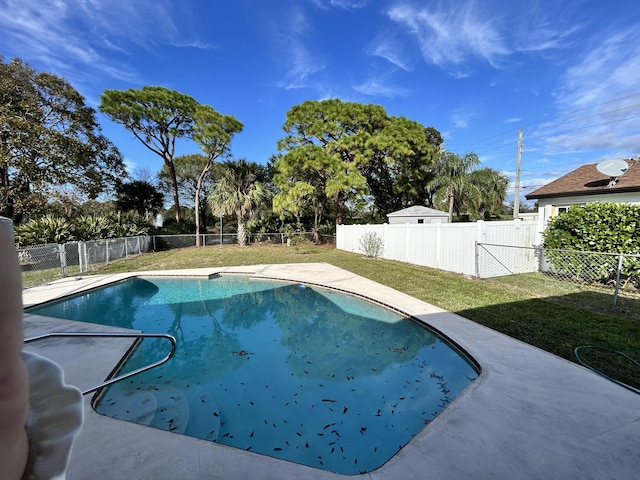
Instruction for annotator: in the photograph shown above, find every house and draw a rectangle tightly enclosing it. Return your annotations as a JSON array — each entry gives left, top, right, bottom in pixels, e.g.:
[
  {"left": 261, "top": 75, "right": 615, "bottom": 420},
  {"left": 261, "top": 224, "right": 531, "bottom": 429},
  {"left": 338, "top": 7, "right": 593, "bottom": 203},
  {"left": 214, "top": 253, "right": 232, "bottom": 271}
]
[
  {"left": 386, "top": 206, "right": 450, "bottom": 224},
  {"left": 525, "top": 158, "right": 640, "bottom": 225}
]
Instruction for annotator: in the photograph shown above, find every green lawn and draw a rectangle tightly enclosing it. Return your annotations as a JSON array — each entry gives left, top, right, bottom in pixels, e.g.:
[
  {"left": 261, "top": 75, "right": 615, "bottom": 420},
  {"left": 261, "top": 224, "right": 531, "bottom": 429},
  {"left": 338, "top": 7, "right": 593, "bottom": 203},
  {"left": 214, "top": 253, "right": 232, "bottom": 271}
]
[{"left": 33, "top": 242, "right": 640, "bottom": 390}]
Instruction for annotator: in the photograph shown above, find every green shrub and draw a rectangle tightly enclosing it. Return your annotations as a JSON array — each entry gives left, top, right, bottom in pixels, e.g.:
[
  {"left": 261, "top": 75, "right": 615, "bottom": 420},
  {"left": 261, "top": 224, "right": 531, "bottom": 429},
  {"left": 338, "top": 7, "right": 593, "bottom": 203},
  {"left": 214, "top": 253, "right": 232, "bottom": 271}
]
[
  {"left": 15, "top": 215, "right": 73, "bottom": 246},
  {"left": 15, "top": 213, "right": 151, "bottom": 246},
  {"left": 543, "top": 202, "right": 640, "bottom": 253},
  {"left": 72, "top": 215, "right": 113, "bottom": 240},
  {"left": 542, "top": 203, "right": 640, "bottom": 287}
]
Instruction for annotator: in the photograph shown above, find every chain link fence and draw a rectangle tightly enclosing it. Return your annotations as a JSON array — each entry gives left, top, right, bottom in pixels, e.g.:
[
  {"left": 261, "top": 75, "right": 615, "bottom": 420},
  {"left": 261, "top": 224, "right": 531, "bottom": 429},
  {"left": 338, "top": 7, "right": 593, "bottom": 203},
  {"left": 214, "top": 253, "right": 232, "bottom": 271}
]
[
  {"left": 476, "top": 242, "right": 640, "bottom": 315},
  {"left": 20, "top": 236, "right": 151, "bottom": 287},
  {"left": 20, "top": 232, "right": 336, "bottom": 288},
  {"left": 151, "top": 232, "right": 335, "bottom": 250}
]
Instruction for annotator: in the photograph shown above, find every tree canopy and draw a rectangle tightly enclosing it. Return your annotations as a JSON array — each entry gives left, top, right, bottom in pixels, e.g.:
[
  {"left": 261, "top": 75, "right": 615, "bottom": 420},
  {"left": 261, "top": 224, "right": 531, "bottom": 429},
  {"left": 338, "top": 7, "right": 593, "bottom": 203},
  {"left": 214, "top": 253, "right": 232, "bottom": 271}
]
[
  {"left": 274, "top": 99, "right": 387, "bottom": 226},
  {"left": 115, "top": 180, "right": 163, "bottom": 221},
  {"left": 274, "top": 99, "right": 446, "bottom": 227},
  {"left": 99, "top": 86, "right": 199, "bottom": 223},
  {"left": 0, "top": 56, "right": 125, "bottom": 223},
  {"left": 359, "top": 119, "right": 443, "bottom": 214}
]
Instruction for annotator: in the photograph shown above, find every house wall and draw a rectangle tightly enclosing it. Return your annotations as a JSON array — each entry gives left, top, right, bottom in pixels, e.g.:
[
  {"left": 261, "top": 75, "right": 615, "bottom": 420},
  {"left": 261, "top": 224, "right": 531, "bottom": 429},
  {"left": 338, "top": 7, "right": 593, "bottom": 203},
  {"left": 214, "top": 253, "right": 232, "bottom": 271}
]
[
  {"left": 337, "top": 219, "right": 542, "bottom": 276},
  {"left": 536, "top": 192, "right": 640, "bottom": 226}
]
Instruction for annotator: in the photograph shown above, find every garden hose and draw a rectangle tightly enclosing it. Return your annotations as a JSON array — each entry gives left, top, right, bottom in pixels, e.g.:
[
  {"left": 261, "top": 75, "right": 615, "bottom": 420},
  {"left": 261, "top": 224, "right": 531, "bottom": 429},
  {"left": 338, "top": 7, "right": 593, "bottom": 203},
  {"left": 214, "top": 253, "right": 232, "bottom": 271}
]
[{"left": 574, "top": 345, "right": 640, "bottom": 395}]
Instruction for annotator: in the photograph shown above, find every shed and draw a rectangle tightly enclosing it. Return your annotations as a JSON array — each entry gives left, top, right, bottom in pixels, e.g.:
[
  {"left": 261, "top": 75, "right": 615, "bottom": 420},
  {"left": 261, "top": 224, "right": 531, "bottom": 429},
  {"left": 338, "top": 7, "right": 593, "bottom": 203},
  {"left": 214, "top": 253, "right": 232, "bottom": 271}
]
[{"left": 386, "top": 206, "right": 449, "bottom": 224}]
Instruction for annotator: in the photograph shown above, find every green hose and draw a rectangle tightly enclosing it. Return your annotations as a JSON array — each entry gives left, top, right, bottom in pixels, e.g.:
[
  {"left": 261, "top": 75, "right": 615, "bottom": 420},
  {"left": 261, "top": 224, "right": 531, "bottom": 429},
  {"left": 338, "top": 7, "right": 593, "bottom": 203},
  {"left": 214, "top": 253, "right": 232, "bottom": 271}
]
[{"left": 574, "top": 345, "right": 640, "bottom": 395}]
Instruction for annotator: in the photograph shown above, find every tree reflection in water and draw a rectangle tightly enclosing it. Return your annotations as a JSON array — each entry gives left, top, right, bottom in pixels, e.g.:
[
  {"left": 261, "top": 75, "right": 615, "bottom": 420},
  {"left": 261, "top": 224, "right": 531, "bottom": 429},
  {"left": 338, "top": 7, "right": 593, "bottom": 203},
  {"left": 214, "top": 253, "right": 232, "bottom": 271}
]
[{"left": 32, "top": 276, "right": 477, "bottom": 475}]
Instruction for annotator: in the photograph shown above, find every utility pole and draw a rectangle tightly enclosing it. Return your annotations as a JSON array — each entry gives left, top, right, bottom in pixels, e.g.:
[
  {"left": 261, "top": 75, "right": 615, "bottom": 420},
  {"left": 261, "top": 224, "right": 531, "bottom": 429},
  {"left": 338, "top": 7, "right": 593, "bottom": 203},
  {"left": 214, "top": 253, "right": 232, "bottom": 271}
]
[{"left": 513, "top": 128, "right": 523, "bottom": 219}]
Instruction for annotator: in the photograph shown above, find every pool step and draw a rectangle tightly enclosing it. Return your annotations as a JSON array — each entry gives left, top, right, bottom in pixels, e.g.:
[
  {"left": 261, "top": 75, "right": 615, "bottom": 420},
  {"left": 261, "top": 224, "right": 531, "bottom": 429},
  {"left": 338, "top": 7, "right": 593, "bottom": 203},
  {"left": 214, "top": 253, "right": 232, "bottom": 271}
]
[
  {"left": 180, "top": 383, "right": 221, "bottom": 442},
  {"left": 149, "top": 384, "right": 190, "bottom": 434},
  {"left": 98, "top": 389, "right": 157, "bottom": 425},
  {"left": 97, "top": 383, "right": 220, "bottom": 441}
]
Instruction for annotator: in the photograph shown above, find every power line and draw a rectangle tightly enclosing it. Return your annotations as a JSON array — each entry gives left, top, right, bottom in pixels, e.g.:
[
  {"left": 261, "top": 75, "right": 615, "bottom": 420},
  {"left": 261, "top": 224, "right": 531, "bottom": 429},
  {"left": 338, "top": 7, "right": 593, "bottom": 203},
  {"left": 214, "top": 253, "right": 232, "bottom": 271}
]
[
  {"left": 550, "top": 91, "right": 640, "bottom": 121},
  {"left": 529, "top": 103, "right": 640, "bottom": 135},
  {"left": 528, "top": 113, "right": 640, "bottom": 140}
]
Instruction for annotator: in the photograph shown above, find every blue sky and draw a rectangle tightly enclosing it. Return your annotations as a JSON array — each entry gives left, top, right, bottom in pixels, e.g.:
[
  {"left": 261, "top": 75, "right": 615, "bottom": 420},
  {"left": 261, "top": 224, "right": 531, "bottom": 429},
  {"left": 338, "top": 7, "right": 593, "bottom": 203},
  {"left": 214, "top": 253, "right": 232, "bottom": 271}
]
[{"left": 2, "top": 0, "right": 640, "bottom": 206}]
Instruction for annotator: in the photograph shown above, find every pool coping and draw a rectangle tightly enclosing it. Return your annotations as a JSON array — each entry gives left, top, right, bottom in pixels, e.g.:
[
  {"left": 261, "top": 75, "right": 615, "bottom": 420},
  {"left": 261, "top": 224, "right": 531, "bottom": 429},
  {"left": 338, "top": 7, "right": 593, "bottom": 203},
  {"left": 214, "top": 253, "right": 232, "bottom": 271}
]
[{"left": 22, "top": 263, "right": 640, "bottom": 480}]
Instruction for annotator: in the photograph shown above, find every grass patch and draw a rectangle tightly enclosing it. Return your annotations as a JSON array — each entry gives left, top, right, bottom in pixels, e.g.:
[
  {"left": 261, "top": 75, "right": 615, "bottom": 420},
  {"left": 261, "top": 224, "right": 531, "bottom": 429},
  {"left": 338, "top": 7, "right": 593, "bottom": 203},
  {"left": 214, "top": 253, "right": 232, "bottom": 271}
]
[
  {"left": 22, "top": 265, "right": 82, "bottom": 288},
  {"left": 34, "top": 242, "right": 640, "bottom": 390}
]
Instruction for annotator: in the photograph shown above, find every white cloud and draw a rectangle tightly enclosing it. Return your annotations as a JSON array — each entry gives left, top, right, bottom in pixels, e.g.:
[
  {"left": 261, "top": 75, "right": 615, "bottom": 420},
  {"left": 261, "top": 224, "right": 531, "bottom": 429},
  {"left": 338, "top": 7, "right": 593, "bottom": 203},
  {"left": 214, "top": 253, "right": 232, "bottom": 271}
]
[
  {"left": 450, "top": 108, "right": 476, "bottom": 129},
  {"left": 268, "top": 7, "right": 327, "bottom": 91},
  {"left": 384, "top": 1, "right": 579, "bottom": 78},
  {"left": 367, "top": 34, "right": 413, "bottom": 71},
  {"left": 169, "top": 40, "right": 218, "bottom": 50},
  {"left": 310, "top": 0, "right": 368, "bottom": 9},
  {"left": 557, "top": 29, "right": 640, "bottom": 108},
  {"left": 386, "top": 1, "right": 509, "bottom": 78},
  {"left": 353, "top": 78, "right": 409, "bottom": 98},
  {"left": 0, "top": 0, "right": 208, "bottom": 85},
  {"left": 543, "top": 27, "right": 640, "bottom": 154}
]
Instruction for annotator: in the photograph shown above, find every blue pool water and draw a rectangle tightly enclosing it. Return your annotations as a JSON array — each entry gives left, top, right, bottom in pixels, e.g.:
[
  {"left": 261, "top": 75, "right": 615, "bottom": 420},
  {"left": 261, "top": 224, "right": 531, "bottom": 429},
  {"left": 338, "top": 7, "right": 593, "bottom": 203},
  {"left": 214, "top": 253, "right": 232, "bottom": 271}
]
[{"left": 29, "top": 276, "right": 478, "bottom": 474}]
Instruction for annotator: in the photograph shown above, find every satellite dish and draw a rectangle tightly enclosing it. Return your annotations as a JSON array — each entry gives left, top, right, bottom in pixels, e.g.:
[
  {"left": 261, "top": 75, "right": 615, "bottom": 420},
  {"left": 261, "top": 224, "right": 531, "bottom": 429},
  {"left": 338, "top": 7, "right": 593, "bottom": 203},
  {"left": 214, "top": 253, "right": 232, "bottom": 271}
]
[{"left": 596, "top": 159, "right": 628, "bottom": 177}]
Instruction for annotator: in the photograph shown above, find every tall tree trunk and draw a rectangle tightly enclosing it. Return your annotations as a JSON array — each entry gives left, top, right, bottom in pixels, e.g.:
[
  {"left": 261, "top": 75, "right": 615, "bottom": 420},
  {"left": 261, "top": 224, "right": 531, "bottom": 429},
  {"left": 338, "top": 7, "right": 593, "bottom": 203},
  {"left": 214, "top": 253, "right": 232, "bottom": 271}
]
[
  {"left": 335, "top": 191, "right": 346, "bottom": 225},
  {"left": 448, "top": 190, "right": 455, "bottom": 223},
  {"left": 164, "top": 153, "right": 181, "bottom": 223},
  {"left": 0, "top": 165, "right": 13, "bottom": 220},
  {"left": 237, "top": 214, "right": 247, "bottom": 246},
  {"left": 194, "top": 168, "right": 208, "bottom": 247}
]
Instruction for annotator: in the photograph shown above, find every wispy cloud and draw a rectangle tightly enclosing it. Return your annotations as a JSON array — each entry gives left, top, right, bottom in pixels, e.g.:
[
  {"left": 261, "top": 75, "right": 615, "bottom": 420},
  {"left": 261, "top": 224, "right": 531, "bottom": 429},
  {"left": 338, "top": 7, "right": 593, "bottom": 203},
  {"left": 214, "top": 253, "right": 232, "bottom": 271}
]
[
  {"left": 450, "top": 108, "right": 476, "bottom": 129},
  {"left": 545, "top": 27, "right": 640, "bottom": 153},
  {"left": 269, "top": 7, "right": 326, "bottom": 90},
  {"left": 169, "top": 40, "right": 218, "bottom": 50},
  {"left": 367, "top": 33, "right": 413, "bottom": 71},
  {"left": 284, "top": 43, "right": 326, "bottom": 90},
  {"left": 386, "top": 1, "right": 509, "bottom": 78},
  {"left": 0, "top": 0, "right": 208, "bottom": 85},
  {"left": 353, "top": 76, "right": 409, "bottom": 98},
  {"left": 511, "top": 3, "right": 582, "bottom": 54},
  {"left": 385, "top": 0, "right": 578, "bottom": 78},
  {"left": 310, "top": 0, "right": 368, "bottom": 10}
]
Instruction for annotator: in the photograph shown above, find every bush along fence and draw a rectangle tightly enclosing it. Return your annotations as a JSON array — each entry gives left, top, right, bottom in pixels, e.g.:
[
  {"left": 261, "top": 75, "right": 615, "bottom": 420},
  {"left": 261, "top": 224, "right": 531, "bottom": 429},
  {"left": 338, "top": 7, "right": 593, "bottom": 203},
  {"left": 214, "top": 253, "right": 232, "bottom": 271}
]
[{"left": 475, "top": 242, "right": 640, "bottom": 314}]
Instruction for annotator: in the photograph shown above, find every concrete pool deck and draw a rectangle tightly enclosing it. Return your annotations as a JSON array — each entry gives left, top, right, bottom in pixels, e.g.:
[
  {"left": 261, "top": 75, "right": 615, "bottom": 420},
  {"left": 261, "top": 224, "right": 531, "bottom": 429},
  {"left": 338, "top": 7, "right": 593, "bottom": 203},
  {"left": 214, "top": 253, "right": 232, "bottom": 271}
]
[{"left": 22, "top": 263, "right": 640, "bottom": 480}]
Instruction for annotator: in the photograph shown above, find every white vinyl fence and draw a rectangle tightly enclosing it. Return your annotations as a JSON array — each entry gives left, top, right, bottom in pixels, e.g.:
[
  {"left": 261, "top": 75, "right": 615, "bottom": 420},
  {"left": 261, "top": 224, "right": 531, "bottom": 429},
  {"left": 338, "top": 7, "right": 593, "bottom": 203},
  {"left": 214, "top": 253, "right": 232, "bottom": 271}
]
[{"left": 337, "top": 219, "right": 542, "bottom": 276}]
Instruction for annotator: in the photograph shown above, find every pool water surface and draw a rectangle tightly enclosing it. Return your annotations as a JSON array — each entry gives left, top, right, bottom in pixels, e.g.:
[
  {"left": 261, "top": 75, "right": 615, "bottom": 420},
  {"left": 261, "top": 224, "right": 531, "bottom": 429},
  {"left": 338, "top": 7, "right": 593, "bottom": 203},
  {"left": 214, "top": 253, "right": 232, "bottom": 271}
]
[{"left": 28, "top": 276, "right": 478, "bottom": 474}]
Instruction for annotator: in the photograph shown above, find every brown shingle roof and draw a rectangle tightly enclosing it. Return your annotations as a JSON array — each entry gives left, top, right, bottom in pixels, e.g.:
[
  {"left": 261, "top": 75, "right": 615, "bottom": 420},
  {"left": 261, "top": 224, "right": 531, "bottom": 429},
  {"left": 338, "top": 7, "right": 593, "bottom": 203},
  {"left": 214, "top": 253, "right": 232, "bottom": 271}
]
[{"left": 525, "top": 159, "right": 640, "bottom": 200}]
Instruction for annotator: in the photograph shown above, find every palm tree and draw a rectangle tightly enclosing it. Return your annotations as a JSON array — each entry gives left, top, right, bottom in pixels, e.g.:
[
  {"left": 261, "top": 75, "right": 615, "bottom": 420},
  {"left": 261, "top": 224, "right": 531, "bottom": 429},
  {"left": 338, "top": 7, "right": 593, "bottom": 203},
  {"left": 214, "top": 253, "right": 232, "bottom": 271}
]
[
  {"left": 207, "top": 159, "right": 271, "bottom": 246},
  {"left": 426, "top": 152, "right": 480, "bottom": 222},
  {"left": 427, "top": 152, "right": 510, "bottom": 222},
  {"left": 467, "top": 168, "right": 510, "bottom": 220}
]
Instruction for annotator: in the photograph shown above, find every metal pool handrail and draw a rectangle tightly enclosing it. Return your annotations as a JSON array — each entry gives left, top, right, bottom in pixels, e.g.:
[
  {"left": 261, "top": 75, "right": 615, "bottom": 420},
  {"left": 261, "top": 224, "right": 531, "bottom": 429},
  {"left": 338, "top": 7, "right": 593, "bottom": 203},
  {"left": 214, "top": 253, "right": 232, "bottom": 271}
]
[{"left": 24, "top": 332, "right": 177, "bottom": 395}]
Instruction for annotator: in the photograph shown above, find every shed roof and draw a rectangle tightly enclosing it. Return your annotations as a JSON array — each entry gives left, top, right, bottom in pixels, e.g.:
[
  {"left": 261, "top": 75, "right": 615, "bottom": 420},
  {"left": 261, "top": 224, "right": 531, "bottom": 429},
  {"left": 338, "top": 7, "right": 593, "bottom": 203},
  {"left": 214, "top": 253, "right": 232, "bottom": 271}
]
[
  {"left": 526, "top": 159, "right": 640, "bottom": 200},
  {"left": 386, "top": 206, "right": 449, "bottom": 217}
]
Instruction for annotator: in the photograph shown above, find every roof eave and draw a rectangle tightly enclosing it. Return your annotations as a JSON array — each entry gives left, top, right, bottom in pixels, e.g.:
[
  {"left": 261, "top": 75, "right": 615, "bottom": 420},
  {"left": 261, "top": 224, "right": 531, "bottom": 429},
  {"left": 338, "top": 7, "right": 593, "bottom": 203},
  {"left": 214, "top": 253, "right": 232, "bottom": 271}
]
[{"left": 526, "top": 186, "right": 640, "bottom": 200}]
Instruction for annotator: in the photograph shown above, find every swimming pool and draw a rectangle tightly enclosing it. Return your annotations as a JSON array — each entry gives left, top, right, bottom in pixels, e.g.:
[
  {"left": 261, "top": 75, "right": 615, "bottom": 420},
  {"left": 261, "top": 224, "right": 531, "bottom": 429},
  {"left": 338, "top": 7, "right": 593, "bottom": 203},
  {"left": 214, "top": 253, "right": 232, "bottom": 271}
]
[{"left": 28, "top": 275, "right": 478, "bottom": 475}]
